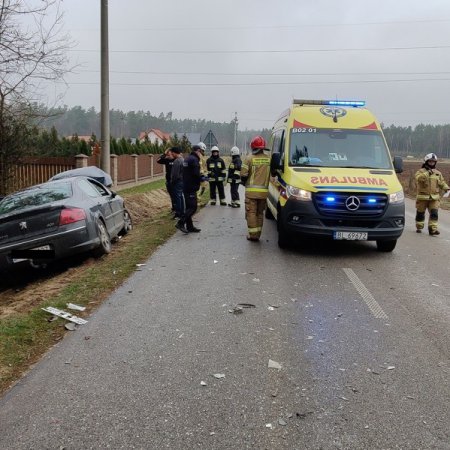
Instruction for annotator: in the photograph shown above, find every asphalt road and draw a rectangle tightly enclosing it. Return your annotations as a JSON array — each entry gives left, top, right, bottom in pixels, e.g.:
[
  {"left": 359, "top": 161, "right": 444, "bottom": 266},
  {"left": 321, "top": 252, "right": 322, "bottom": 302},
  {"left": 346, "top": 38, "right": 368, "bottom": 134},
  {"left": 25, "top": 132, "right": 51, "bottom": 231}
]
[{"left": 0, "top": 195, "right": 449, "bottom": 450}]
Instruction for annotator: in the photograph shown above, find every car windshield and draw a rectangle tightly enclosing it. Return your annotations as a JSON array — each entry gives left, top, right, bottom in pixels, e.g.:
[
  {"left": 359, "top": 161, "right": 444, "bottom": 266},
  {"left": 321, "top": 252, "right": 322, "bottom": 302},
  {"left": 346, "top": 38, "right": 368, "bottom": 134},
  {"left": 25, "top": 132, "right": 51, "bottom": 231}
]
[
  {"left": 289, "top": 128, "right": 392, "bottom": 169},
  {"left": 0, "top": 183, "right": 72, "bottom": 215}
]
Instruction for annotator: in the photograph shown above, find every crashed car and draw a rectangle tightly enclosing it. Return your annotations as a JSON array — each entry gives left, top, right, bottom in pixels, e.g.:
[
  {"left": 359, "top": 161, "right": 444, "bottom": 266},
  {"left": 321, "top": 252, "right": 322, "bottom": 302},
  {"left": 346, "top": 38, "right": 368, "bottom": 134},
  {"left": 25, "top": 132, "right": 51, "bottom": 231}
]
[
  {"left": 49, "top": 166, "right": 113, "bottom": 187},
  {"left": 0, "top": 176, "right": 132, "bottom": 271}
]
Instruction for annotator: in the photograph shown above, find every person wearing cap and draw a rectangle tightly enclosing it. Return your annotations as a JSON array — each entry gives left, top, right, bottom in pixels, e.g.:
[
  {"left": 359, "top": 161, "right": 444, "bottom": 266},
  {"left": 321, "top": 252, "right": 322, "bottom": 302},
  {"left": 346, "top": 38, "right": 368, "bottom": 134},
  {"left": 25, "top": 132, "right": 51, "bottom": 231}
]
[
  {"left": 169, "top": 147, "right": 185, "bottom": 220},
  {"left": 206, "top": 146, "right": 227, "bottom": 205},
  {"left": 156, "top": 148, "right": 175, "bottom": 215},
  {"left": 176, "top": 145, "right": 203, "bottom": 233},
  {"left": 415, "top": 152, "right": 449, "bottom": 235}
]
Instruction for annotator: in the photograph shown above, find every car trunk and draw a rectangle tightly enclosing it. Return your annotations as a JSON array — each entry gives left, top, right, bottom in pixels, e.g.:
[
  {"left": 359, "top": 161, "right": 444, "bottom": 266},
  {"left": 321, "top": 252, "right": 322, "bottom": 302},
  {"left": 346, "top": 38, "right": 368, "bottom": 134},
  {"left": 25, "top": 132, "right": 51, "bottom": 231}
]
[{"left": 0, "top": 205, "right": 64, "bottom": 246}]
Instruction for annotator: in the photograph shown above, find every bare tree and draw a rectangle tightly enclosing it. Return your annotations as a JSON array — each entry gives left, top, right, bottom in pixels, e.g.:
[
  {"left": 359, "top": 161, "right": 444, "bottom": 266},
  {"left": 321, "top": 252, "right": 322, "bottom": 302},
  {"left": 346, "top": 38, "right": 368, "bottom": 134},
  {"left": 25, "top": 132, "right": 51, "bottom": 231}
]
[{"left": 0, "top": 0, "right": 72, "bottom": 194}]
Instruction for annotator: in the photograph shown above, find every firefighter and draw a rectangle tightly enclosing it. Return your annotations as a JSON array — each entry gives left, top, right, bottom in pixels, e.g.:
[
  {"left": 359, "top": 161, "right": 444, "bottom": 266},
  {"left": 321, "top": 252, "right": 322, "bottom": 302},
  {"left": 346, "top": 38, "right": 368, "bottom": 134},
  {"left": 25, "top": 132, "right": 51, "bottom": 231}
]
[
  {"left": 227, "top": 146, "right": 242, "bottom": 207},
  {"left": 415, "top": 153, "right": 450, "bottom": 235},
  {"left": 196, "top": 142, "right": 208, "bottom": 199},
  {"left": 207, "top": 146, "right": 227, "bottom": 205},
  {"left": 241, "top": 136, "right": 271, "bottom": 241}
]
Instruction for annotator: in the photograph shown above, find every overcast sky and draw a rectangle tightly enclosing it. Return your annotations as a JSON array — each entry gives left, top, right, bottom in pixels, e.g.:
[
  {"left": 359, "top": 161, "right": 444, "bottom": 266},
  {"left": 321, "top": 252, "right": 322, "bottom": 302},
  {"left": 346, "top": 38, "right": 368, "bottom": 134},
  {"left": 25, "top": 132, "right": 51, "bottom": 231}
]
[{"left": 50, "top": 0, "right": 450, "bottom": 130}]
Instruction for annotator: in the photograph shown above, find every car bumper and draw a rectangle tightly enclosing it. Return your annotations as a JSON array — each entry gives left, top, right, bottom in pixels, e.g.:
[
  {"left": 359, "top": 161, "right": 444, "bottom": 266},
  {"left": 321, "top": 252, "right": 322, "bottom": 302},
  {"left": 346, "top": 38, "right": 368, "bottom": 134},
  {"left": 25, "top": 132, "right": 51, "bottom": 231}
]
[
  {"left": 279, "top": 199, "right": 405, "bottom": 241},
  {"left": 0, "top": 224, "right": 97, "bottom": 269}
]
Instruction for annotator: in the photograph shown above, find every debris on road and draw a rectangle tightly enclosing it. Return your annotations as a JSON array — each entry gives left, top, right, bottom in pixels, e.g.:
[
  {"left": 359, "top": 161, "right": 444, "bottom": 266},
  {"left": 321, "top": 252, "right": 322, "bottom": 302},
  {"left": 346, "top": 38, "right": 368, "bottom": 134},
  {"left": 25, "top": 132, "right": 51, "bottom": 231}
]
[
  {"left": 67, "top": 303, "right": 86, "bottom": 312},
  {"left": 228, "top": 306, "right": 243, "bottom": 314},
  {"left": 64, "top": 323, "right": 77, "bottom": 331},
  {"left": 200, "top": 381, "right": 207, "bottom": 386},
  {"left": 42, "top": 307, "right": 87, "bottom": 325},
  {"left": 136, "top": 263, "right": 146, "bottom": 267},
  {"left": 265, "top": 423, "right": 273, "bottom": 429},
  {"left": 252, "top": 278, "right": 260, "bottom": 282},
  {"left": 278, "top": 418, "right": 287, "bottom": 426},
  {"left": 213, "top": 260, "right": 218, "bottom": 264},
  {"left": 213, "top": 373, "right": 225, "bottom": 379},
  {"left": 387, "top": 366, "right": 395, "bottom": 370},
  {"left": 238, "top": 303, "right": 256, "bottom": 308},
  {"left": 268, "top": 359, "right": 282, "bottom": 370},
  {"left": 268, "top": 306, "right": 275, "bottom": 311}
]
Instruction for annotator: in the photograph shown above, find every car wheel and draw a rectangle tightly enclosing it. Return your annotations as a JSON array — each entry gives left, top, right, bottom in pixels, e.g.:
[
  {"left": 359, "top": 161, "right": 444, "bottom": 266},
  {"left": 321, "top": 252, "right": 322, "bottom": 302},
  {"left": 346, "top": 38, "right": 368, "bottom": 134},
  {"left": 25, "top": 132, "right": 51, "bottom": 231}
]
[
  {"left": 120, "top": 209, "right": 133, "bottom": 235},
  {"left": 93, "top": 219, "right": 112, "bottom": 257},
  {"left": 376, "top": 239, "right": 397, "bottom": 252},
  {"left": 265, "top": 204, "right": 275, "bottom": 220},
  {"left": 277, "top": 212, "right": 290, "bottom": 249}
]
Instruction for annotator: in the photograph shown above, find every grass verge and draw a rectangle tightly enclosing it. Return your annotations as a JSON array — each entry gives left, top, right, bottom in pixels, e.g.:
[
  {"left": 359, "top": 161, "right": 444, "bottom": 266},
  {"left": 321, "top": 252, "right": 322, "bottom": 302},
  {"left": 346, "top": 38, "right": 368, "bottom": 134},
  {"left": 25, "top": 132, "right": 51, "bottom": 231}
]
[{"left": 0, "top": 211, "right": 175, "bottom": 396}]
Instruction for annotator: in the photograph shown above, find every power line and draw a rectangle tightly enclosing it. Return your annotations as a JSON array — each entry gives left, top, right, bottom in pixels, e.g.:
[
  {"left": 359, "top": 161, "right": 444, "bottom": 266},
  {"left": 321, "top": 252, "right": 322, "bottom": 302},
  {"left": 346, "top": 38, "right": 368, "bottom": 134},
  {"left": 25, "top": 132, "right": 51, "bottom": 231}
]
[
  {"left": 63, "top": 78, "right": 450, "bottom": 87},
  {"left": 77, "top": 69, "right": 450, "bottom": 77},
  {"left": 69, "top": 18, "right": 450, "bottom": 32},
  {"left": 70, "top": 44, "right": 450, "bottom": 54}
]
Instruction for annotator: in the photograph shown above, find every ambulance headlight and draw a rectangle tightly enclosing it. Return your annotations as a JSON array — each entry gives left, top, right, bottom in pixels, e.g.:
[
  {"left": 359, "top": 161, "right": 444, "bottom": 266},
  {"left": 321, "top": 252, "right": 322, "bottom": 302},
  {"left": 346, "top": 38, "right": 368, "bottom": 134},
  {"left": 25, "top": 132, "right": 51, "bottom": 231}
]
[
  {"left": 286, "top": 185, "right": 312, "bottom": 201},
  {"left": 389, "top": 190, "right": 404, "bottom": 204}
]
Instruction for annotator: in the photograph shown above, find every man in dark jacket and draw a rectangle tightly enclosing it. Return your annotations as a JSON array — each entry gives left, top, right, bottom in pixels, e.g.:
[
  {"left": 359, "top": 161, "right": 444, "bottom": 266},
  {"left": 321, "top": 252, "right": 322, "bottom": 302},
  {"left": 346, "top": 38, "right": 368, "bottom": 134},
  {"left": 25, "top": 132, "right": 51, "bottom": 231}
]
[
  {"left": 176, "top": 145, "right": 203, "bottom": 233},
  {"left": 157, "top": 149, "right": 175, "bottom": 214},
  {"left": 169, "top": 147, "right": 184, "bottom": 219}
]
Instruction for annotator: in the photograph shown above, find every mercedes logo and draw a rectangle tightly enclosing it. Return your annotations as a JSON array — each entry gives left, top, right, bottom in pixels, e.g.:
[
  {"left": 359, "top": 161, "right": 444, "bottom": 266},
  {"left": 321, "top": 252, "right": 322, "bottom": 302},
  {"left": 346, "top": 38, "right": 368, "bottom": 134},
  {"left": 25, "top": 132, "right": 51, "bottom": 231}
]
[{"left": 345, "top": 196, "right": 360, "bottom": 211}]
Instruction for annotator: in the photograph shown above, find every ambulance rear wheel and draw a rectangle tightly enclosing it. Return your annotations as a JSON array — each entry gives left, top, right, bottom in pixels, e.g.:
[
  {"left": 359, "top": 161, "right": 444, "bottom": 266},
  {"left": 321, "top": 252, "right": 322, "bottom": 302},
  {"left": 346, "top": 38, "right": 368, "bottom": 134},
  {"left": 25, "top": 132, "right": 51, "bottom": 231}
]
[
  {"left": 376, "top": 239, "right": 397, "bottom": 252},
  {"left": 265, "top": 205, "right": 274, "bottom": 220}
]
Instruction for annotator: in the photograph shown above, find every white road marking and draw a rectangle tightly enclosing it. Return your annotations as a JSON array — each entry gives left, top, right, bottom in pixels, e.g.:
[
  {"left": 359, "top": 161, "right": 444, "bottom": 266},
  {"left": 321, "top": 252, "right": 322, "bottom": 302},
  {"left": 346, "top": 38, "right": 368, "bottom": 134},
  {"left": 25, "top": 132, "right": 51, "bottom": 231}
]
[{"left": 343, "top": 268, "right": 388, "bottom": 319}]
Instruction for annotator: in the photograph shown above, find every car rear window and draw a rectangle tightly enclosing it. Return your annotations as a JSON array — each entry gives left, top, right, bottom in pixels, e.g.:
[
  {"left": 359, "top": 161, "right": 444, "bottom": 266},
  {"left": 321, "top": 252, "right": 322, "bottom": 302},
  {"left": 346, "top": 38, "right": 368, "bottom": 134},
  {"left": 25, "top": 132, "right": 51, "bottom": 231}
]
[{"left": 0, "top": 183, "right": 73, "bottom": 214}]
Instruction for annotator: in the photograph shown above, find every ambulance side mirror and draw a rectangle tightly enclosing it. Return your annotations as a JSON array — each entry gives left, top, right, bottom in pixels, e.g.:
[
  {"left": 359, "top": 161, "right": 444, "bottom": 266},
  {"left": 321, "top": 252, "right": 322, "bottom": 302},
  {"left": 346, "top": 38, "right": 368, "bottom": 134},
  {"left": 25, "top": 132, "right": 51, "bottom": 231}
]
[
  {"left": 271, "top": 153, "right": 283, "bottom": 176},
  {"left": 393, "top": 156, "right": 403, "bottom": 174}
]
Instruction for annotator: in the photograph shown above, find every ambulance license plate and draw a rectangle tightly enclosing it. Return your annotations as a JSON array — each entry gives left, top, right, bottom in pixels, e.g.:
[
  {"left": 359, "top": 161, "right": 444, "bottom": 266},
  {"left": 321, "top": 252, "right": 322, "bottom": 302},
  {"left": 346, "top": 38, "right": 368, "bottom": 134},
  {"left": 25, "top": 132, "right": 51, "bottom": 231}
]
[{"left": 333, "top": 231, "right": 368, "bottom": 241}]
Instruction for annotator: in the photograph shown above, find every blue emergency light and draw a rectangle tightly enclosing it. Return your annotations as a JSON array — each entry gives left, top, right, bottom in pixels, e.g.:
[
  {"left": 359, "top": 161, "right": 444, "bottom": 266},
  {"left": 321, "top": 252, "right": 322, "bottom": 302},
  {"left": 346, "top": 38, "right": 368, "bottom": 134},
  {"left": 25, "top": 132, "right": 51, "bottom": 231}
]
[
  {"left": 325, "top": 196, "right": 336, "bottom": 203},
  {"left": 367, "top": 198, "right": 377, "bottom": 204},
  {"left": 293, "top": 99, "right": 365, "bottom": 107}
]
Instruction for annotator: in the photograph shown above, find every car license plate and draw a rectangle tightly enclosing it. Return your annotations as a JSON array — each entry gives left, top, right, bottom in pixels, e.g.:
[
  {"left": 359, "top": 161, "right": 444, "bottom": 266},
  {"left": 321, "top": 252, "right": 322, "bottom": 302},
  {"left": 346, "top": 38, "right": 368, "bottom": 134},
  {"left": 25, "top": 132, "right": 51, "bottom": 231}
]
[
  {"left": 333, "top": 231, "right": 368, "bottom": 241},
  {"left": 12, "top": 245, "right": 51, "bottom": 263}
]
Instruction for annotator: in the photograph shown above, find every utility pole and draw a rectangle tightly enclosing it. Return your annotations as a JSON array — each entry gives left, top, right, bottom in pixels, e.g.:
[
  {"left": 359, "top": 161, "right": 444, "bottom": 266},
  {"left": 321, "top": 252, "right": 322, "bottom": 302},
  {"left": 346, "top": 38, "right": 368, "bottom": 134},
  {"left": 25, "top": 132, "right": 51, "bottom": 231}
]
[
  {"left": 233, "top": 111, "right": 238, "bottom": 147},
  {"left": 100, "top": 0, "right": 110, "bottom": 173}
]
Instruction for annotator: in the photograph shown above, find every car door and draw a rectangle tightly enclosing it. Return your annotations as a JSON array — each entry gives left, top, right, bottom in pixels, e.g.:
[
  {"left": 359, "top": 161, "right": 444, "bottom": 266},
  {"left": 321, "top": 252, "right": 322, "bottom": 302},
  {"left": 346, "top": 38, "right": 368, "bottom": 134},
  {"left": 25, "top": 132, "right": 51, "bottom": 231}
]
[{"left": 77, "top": 178, "right": 116, "bottom": 233}]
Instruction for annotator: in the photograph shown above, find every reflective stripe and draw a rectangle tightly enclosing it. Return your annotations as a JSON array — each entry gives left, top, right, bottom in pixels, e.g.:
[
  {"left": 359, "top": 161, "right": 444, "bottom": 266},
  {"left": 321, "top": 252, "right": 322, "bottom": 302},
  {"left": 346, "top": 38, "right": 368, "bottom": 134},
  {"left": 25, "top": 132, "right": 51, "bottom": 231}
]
[
  {"left": 248, "top": 227, "right": 262, "bottom": 233},
  {"left": 233, "top": 170, "right": 240, "bottom": 175},
  {"left": 247, "top": 186, "right": 269, "bottom": 193}
]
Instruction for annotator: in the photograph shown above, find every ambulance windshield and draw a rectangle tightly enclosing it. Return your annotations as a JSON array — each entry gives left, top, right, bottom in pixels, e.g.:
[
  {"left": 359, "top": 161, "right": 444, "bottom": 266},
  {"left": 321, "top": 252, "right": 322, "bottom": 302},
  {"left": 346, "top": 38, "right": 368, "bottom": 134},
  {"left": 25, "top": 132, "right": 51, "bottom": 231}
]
[{"left": 289, "top": 129, "right": 392, "bottom": 169}]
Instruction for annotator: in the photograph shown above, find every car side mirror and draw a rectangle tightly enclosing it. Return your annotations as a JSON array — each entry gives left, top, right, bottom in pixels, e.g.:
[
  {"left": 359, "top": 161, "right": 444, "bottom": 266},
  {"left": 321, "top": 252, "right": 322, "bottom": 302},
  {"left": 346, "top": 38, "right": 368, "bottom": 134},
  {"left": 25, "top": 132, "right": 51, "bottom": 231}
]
[
  {"left": 271, "top": 153, "right": 282, "bottom": 176},
  {"left": 110, "top": 190, "right": 117, "bottom": 198},
  {"left": 393, "top": 156, "right": 403, "bottom": 174}
]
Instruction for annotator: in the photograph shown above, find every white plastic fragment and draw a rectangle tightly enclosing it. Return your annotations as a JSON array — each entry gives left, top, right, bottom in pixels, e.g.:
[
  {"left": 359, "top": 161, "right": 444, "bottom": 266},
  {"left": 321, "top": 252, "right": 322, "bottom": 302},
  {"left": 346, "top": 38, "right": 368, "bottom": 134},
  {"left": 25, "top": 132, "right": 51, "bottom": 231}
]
[
  {"left": 200, "top": 381, "right": 207, "bottom": 386},
  {"left": 214, "top": 260, "right": 218, "bottom": 264},
  {"left": 42, "top": 307, "right": 87, "bottom": 325},
  {"left": 253, "top": 278, "right": 260, "bottom": 282},
  {"left": 265, "top": 423, "right": 273, "bottom": 429},
  {"left": 65, "top": 323, "right": 76, "bottom": 331},
  {"left": 268, "top": 306, "right": 275, "bottom": 311},
  {"left": 213, "top": 373, "right": 225, "bottom": 379},
  {"left": 268, "top": 359, "right": 282, "bottom": 370},
  {"left": 278, "top": 418, "right": 287, "bottom": 426},
  {"left": 387, "top": 366, "right": 395, "bottom": 370},
  {"left": 136, "top": 263, "right": 146, "bottom": 267},
  {"left": 67, "top": 303, "right": 86, "bottom": 312}
]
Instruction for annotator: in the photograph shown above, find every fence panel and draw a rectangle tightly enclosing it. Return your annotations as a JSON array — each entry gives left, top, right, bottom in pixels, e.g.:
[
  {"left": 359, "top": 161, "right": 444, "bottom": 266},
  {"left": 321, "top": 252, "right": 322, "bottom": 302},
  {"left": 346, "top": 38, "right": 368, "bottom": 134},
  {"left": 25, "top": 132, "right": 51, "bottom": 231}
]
[
  {"left": 137, "top": 155, "right": 151, "bottom": 179},
  {"left": 117, "top": 155, "right": 134, "bottom": 183}
]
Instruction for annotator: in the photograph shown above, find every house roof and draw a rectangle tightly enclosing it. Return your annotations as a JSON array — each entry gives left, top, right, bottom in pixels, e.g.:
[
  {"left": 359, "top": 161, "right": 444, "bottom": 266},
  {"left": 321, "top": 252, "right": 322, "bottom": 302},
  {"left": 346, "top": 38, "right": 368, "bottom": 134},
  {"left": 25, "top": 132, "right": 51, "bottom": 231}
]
[{"left": 139, "top": 128, "right": 171, "bottom": 141}]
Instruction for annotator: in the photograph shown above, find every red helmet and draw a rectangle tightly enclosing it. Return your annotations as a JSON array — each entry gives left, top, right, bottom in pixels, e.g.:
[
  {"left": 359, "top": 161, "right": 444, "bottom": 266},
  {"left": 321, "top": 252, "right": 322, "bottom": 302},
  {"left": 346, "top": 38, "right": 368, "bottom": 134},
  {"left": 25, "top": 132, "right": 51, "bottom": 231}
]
[{"left": 250, "top": 135, "right": 266, "bottom": 150}]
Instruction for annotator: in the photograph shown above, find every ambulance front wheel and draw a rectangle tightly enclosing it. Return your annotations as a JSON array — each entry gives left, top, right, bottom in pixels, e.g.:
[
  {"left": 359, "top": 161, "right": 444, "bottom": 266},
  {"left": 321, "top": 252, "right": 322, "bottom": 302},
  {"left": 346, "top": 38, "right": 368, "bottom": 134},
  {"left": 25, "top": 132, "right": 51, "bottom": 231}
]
[
  {"left": 277, "top": 219, "right": 290, "bottom": 249},
  {"left": 376, "top": 239, "right": 397, "bottom": 252}
]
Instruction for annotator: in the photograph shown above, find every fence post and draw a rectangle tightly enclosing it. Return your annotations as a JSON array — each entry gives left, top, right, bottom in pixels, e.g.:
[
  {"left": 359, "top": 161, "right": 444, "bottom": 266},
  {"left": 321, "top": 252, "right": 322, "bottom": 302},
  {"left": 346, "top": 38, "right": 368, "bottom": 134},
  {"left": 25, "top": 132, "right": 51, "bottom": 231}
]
[
  {"left": 110, "top": 154, "right": 118, "bottom": 188},
  {"left": 131, "top": 154, "right": 138, "bottom": 183},
  {"left": 150, "top": 154, "right": 154, "bottom": 178},
  {"left": 75, "top": 154, "right": 89, "bottom": 168}
]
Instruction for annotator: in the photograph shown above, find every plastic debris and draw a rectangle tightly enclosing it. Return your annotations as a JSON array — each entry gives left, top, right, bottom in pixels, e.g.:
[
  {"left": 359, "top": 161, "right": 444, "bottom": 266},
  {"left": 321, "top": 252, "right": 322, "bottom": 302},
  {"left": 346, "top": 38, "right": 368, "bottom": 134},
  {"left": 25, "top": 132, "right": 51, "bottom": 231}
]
[
  {"left": 65, "top": 323, "right": 76, "bottom": 331},
  {"left": 387, "top": 366, "right": 395, "bottom": 370},
  {"left": 265, "top": 423, "right": 273, "bottom": 429},
  {"left": 213, "top": 373, "right": 225, "bottom": 379},
  {"left": 228, "top": 306, "right": 243, "bottom": 314},
  {"left": 268, "top": 306, "right": 275, "bottom": 311},
  {"left": 307, "top": 336, "right": 314, "bottom": 340},
  {"left": 237, "top": 303, "right": 256, "bottom": 308},
  {"left": 200, "top": 381, "right": 207, "bottom": 386},
  {"left": 214, "top": 260, "right": 218, "bottom": 264},
  {"left": 42, "top": 307, "right": 87, "bottom": 325},
  {"left": 67, "top": 303, "right": 86, "bottom": 312},
  {"left": 278, "top": 418, "right": 287, "bottom": 426},
  {"left": 268, "top": 359, "right": 282, "bottom": 370},
  {"left": 252, "top": 278, "right": 260, "bottom": 282}
]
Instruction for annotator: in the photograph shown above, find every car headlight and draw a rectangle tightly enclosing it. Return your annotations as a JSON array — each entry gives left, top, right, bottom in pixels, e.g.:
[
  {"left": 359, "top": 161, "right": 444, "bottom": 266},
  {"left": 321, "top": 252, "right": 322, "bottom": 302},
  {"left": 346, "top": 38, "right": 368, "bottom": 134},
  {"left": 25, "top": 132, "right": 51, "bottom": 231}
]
[
  {"left": 286, "top": 185, "right": 312, "bottom": 201},
  {"left": 389, "top": 190, "right": 404, "bottom": 204}
]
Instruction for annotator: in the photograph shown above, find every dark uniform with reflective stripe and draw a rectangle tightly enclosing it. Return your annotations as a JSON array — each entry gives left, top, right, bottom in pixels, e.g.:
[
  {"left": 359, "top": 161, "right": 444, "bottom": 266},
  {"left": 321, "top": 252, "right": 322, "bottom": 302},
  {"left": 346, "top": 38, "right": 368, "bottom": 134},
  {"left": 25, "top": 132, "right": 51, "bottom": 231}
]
[
  {"left": 207, "top": 154, "right": 227, "bottom": 205},
  {"left": 241, "top": 151, "right": 271, "bottom": 240},
  {"left": 227, "top": 155, "right": 242, "bottom": 207},
  {"left": 415, "top": 167, "right": 449, "bottom": 233}
]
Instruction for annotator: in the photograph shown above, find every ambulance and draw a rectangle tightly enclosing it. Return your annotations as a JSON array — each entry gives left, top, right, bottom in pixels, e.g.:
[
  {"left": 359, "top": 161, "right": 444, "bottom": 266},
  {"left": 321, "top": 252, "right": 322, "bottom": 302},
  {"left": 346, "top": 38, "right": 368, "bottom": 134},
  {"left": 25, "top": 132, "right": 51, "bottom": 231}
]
[{"left": 267, "top": 99, "right": 405, "bottom": 252}]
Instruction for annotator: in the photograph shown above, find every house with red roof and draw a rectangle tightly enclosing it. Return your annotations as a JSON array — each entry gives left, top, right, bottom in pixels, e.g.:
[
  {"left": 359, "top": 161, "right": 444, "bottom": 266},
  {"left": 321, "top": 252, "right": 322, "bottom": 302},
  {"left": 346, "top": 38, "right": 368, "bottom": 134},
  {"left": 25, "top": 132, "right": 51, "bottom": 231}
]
[{"left": 138, "top": 129, "right": 171, "bottom": 145}]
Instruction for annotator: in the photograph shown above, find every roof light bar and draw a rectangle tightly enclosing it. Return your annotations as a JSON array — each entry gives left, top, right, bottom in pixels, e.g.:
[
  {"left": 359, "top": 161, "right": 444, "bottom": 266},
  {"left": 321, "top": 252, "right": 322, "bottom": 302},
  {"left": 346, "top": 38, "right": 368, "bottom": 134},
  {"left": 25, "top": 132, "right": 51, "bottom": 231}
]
[{"left": 293, "top": 99, "right": 365, "bottom": 107}]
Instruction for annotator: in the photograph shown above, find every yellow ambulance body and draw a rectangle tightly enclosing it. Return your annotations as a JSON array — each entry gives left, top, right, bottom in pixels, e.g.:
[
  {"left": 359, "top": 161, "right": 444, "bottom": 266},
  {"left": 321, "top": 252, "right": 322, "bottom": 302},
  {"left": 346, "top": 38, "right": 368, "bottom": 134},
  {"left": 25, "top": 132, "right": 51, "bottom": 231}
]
[{"left": 267, "top": 100, "right": 405, "bottom": 252}]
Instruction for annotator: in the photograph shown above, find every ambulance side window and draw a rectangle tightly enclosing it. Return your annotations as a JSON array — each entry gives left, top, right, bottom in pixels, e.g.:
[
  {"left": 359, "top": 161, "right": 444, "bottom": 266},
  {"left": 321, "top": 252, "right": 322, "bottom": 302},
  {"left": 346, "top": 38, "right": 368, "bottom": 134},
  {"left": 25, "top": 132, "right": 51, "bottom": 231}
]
[{"left": 279, "top": 130, "right": 286, "bottom": 166}]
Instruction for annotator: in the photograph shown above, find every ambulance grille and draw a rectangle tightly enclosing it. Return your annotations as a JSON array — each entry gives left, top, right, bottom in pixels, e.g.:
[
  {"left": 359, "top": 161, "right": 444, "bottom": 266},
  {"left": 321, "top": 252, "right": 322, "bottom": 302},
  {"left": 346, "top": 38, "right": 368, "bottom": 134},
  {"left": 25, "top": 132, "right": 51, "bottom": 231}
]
[{"left": 314, "top": 192, "right": 388, "bottom": 216}]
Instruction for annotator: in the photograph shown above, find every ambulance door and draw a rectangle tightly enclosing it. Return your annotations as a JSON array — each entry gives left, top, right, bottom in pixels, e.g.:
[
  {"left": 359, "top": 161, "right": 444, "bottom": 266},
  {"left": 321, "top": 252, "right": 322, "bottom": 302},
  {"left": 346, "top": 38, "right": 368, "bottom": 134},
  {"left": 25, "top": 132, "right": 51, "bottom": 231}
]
[{"left": 268, "top": 129, "right": 285, "bottom": 214}]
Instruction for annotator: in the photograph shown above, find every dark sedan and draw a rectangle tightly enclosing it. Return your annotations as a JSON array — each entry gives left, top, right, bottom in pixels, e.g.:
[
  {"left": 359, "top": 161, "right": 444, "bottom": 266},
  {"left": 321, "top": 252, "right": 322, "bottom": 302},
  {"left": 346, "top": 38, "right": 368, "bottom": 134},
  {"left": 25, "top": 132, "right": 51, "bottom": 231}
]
[{"left": 0, "top": 177, "right": 132, "bottom": 271}]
